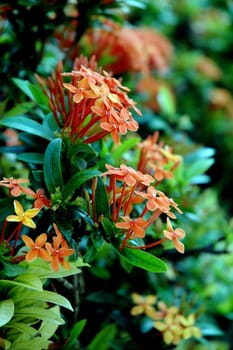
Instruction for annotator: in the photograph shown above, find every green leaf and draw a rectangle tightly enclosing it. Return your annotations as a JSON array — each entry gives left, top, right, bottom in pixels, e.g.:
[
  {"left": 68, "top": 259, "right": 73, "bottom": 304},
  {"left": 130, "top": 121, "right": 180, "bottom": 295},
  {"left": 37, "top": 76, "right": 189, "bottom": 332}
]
[
  {"left": 87, "top": 324, "right": 117, "bottom": 350},
  {"left": 157, "top": 86, "right": 176, "bottom": 117},
  {"left": 94, "top": 177, "right": 110, "bottom": 219},
  {"left": 185, "top": 158, "right": 214, "bottom": 181},
  {"left": 12, "top": 289, "right": 73, "bottom": 311},
  {"left": 66, "top": 319, "right": 87, "bottom": 348},
  {"left": 12, "top": 78, "right": 49, "bottom": 108},
  {"left": 14, "top": 305, "right": 64, "bottom": 324},
  {"left": 43, "top": 138, "right": 64, "bottom": 193},
  {"left": 25, "top": 258, "right": 88, "bottom": 279},
  {"left": 99, "top": 217, "right": 115, "bottom": 237},
  {"left": 0, "top": 274, "right": 43, "bottom": 291},
  {"left": 67, "top": 142, "right": 97, "bottom": 167},
  {"left": 4, "top": 102, "right": 35, "bottom": 117},
  {"left": 17, "top": 152, "right": 44, "bottom": 164},
  {"left": 114, "top": 246, "right": 167, "bottom": 273},
  {"left": 62, "top": 169, "right": 101, "bottom": 201},
  {"left": 111, "top": 136, "right": 141, "bottom": 163},
  {"left": 38, "top": 319, "right": 59, "bottom": 341},
  {"left": 0, "top": 299, "right": 14, "bottom": 326},
  {"left": 0, "top": 116, "right": 53, "bottom": 141}
]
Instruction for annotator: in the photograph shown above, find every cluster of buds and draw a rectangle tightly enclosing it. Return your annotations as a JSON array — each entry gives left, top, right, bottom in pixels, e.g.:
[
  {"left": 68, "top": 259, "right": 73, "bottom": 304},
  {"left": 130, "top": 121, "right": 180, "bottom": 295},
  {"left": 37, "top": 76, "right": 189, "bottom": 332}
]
[{"left": 131, "top": 293, "right": 201, "bottom": 345}]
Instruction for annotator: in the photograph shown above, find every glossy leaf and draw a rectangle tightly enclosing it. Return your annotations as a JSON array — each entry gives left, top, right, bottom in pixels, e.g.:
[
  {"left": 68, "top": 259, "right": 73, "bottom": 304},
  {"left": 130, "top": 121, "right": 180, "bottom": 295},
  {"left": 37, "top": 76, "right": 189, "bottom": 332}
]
[
  {"left": 15, "top": 305, "right": 64, "bottom": 324},
  {"left": 12, "top": 78, "right": 49, "bottom": 108},
  {"left": 114, "top": 246, "right": 167, "bottom": 273},
  {"left": 0, "top": 274, "right": 42, "bottom": 291},
  {"left": 43, "top": 138, "right": 64, "bottom": 193},
  {"left": 62, "top": 169, "right": 101, "bottom": 201},
  {"left": 0, "top": 116, "right": 53, "bottom": 141},
  {"left": 94, "top": 177, "right": 110, "bottom": 219},
  {"left": 11, "top": 289, "right": 73, "bottom": 311},
  {"left": 0, "top": 299, "right": 14, "bottom": 327},
  {"left": 17, "top": 152, "right": 44, "bottom": 164}
]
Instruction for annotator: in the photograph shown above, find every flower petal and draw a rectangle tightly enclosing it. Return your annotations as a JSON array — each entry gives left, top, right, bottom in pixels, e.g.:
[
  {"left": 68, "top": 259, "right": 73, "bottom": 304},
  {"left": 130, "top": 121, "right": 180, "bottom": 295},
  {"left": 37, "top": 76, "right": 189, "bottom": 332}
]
[
  {"left": 35, "top": 233, "right": 47, "bottom": 247},
  {"left": 26, "top": 249, "right": 38, "bottom": 262},
  {"left": 22, "top": 234, "right": 35, "bottom": 248}
]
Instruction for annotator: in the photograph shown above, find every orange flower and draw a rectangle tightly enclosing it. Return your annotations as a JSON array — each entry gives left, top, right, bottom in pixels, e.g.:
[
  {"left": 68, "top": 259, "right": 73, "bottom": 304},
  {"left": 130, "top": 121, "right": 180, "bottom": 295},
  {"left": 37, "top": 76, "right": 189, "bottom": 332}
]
[
  {"left": 135, "top": 186, "right": 170, "bottom": 212},
  {"left": 115, "top": 216, "right": 147, "bottom": 239},
  {"left": 163, "top": 218, "right": 185, "bottom": 253},
  {"left": 0, "top": 177, "right": 35, "bottom": 197},
  {"left": 103, "top": 164, "right": 154, "bottom": 187},
  {"left": 31, "top": 189, "right": 51, "bottom": 209},
  {"left": 45, "top": 223, "right": 74, "bottom": 272},
  {"left": 6, "top": 200, "right": 40, "bottom": 229},
  {"left": 22, "top": 233, "right": 50, "bottom": 262}
]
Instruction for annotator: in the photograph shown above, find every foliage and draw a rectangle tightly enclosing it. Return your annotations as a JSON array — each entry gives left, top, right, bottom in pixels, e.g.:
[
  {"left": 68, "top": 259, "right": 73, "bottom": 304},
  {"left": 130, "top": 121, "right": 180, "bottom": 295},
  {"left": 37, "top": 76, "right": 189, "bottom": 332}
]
[{"left": 0, "top": 1, "right": 233, "bottom": 349}]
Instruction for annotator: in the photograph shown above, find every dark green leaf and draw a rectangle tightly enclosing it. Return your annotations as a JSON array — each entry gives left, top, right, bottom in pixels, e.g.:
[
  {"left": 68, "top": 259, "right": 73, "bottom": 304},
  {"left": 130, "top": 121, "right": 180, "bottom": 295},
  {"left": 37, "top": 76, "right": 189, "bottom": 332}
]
[
  {"left": 87, "top": 324, "right": 117, "bottom": 350},
  {"left": 114, "top": 246, "right": 167, "bottom": 273},
  {"left": 43, "top": 138, "right": 64, "bottom": 193},
  {"left": 62, "top": 169, "right": 101, "bottom": 201},
  {"left": 12, "top": 78, "right": 49, "bottom": 108},
  {"left": 17, "top": 152, "right": 44, "bottom": 164},
  {"left": 66, "top": 320, "right": 87, "bottom": 348},
  {"left": 94, "top": 177, "right": 110, "bottom": 219},
  {"left": 0, "top": 116, "right": 54, "bottom": 141}
]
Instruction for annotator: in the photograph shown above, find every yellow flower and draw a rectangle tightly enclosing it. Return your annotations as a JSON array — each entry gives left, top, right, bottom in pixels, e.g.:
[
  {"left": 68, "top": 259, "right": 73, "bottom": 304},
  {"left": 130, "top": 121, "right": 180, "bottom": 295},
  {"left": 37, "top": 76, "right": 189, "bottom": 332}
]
[
  {"left": 130, "top": 293, "right": 157, "bottom": 318},
  {"left": 6, "top": 200, "right": 40, "bottom": 228},
  {"left": 154, "top": 314, "right": 183, "bottom": 345},
  {"left": 178, "top": 314, "right": 202, "bottom": 340}
]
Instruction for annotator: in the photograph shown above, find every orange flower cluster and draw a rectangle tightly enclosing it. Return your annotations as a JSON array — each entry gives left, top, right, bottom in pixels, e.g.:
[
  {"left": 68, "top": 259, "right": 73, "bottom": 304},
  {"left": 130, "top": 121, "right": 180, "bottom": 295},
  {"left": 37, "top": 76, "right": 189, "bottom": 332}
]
[
  {"left": 130, "top": 293, "right": 201, "bottom": 346},
  {"left": 0, "top": 177, "right": 51, "bottom": 209},
  {"left": 36, "top": 56, "right": 141, "bottom": 144},
  {"left": 101, "top": 161, "right": 185, "bottom": 251},
  {"left": 22, "top": 223, "right": 74, "bottom": 272},
  {"left": 81, "top": 19, "right": 173, "bottom": 75},
  {"left": 137, "top": 131, "right": 182, "bottom": 182}
]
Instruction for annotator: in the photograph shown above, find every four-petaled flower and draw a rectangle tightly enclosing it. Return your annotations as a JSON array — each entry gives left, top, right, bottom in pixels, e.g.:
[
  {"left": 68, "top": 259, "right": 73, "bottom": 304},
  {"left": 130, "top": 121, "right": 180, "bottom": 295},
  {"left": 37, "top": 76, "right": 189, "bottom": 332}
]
[
  {"left": 45, "top": 223, "right": 74, "bottom": 272},
  {"left": 115, "top": 216, "right": 148, "bottom": 239},
  {"left": 163, "top": 218, "right": 185, "bottom": 253},
  {"left": 31, "top": 188, "right": 51, "bottom": 209},
  {"left": 22, "top": 233, "right": 50, "bottom": 262},
  {"left": 6, "top": 200, "right": 40, "bottom": 229},
  {"left": 130, "top": 293, "right": 157, "bottom": 318}
]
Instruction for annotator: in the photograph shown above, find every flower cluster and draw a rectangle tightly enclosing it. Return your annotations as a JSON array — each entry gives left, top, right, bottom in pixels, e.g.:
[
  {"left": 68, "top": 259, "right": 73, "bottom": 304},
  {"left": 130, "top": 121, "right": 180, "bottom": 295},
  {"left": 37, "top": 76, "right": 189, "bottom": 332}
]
[
  {"left": 36, "top": 55, "right": 141, "bottom": 144},
  {"left": 22, "top": 223, "right": 74, "bottom": 272},
  {"left": 0, "top": 177, "right": 51, "bottom": 209},
  {"left": 0, "top": 178, "right": 74, "bottom": 271},
  {"left": 131, "top": 293, "right": 201, "bottom": 345},
  {"left": 81, "top": 19, "right": 173, "bottom": 75},
  {"left": 101, "top": 160, "right": 185, "bottom": 251},
  {"left": 137, "top": 131, "right": 182, "bottom": 182}
]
